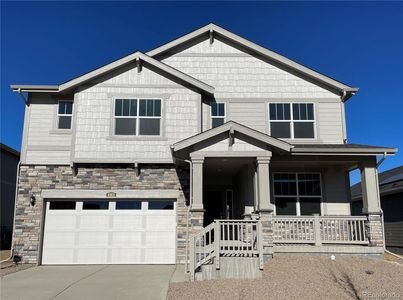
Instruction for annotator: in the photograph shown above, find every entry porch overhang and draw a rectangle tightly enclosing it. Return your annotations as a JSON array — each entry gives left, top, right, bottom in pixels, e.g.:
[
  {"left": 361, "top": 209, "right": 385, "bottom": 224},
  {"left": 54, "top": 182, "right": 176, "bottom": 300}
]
[{"left": 171, "top": 121, "right": 397, "bottom": 217}]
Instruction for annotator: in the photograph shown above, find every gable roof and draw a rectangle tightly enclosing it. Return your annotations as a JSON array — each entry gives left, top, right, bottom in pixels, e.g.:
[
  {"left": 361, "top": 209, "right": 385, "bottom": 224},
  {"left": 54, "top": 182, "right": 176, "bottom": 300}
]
[
  {"left": 172, "top": 121, "right": 292, "bottom": 153},
  {"left": 147, "top": 23, "right": 359, "bottom": 100},
  {"left": 11, "top": 52, "right": 214, "bottom": 96}
]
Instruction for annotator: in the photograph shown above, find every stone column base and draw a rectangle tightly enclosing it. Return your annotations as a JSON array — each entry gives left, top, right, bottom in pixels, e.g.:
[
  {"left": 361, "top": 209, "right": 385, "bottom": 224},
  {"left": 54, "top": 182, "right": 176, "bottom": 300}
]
[
  {"left": 366, "top": 214, "right": 384, "bottom": 247},
  {"left": 259, "top": 211, "right": 274, "bottom": 253}
]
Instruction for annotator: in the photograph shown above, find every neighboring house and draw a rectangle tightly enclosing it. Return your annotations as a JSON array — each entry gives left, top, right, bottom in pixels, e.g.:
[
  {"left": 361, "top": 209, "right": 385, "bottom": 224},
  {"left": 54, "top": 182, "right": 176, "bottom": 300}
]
[
  {"left": 10, "top": 24, "right": 397, "bottom": 280},
  {"left": 351, "top": 166, "right": 403, "bottom": 248},
  {"left": 0, "top": 143, "right": 20, "bottom": 250}
]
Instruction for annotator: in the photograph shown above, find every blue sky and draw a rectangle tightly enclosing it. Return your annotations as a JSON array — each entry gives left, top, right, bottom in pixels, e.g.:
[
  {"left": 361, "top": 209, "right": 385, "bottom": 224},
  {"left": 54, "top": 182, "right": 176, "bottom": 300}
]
[{"left": 1, "top": 1, "right": 402, "bottom": 183}]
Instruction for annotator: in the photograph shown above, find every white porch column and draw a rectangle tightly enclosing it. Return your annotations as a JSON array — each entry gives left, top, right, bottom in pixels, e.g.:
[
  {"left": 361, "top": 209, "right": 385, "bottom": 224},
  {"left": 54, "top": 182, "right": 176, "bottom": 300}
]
[
  {"left": 360, "top": 161, "right": 381, "bottom": 214},
  {"left": 191, "top": 157, "right": 204, "bottom": 211},
  {"left": 256, "top": 155, "right": 274, "bottom": 212}
]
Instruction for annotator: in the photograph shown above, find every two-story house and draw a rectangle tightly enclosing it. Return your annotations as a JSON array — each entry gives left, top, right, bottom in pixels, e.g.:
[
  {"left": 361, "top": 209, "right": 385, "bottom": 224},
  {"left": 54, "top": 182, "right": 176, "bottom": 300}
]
[{"left": 11, "top": 24, "right": 397, "bottom": 280}]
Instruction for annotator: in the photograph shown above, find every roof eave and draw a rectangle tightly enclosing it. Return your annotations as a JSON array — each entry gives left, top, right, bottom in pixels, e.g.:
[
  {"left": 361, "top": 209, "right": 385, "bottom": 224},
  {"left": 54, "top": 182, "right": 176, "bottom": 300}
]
[{"left": 291, "top": 147, "right": 398, "bottom": 156}]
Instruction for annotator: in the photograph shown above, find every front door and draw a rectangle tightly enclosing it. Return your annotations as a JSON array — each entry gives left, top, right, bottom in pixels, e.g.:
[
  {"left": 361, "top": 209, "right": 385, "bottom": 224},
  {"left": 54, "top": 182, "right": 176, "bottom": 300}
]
[{"left": 203, "top": 191, "right": 225, "bottom": 226}]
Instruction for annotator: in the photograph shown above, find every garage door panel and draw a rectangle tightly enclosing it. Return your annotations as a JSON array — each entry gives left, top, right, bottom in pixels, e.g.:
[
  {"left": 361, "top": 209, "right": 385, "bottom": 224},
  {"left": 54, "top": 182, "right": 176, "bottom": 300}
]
[
  {"left": 78, "top": 232, "right": 109, "bottom": 246},
  {"left": 110, "top": 249, "right": 142, "bottom": 264},
  {"left": 77, "top": 249, "right": 108, "bottom": 264},
  {"left": 42, "top": 199, "right": 176, "bottom": 265},
  {"left": 146, "top": 231, "right": 175, "bottom": 247},
  {"left": 112, "top": 215, "right": 143, "bottom": 229},
  {"left": 146, "top": 215, "right": 175, "bottom": 230},
  {"left": 43, "top": 232, "right": 75, "bottom": 248},
  {"left": 41, "top": 249, "right": 75, "bottom": 265},
  {"left": 79, "top": 215, "right": 110, "bottom": 229},
  {"left": 111, "top": 232, "right": 143, "bottom": 246},
  {"left": 45, "top": 215, "right": 76, "bottom": 229}
]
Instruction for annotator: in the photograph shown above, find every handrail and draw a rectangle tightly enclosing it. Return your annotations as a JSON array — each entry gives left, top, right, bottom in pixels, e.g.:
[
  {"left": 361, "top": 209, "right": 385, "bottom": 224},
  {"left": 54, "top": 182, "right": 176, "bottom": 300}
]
[
  {"left": 190, "top": 219, "right": 263, "bottom": 281},
  {"left": 273, "top": 215, "right": 369, "bottom": 245}
]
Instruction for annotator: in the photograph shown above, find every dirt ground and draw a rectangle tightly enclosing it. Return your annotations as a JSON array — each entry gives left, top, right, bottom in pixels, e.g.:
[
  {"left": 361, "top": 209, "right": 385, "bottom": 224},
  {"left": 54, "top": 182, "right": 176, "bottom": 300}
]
[
  {"left": 168, "top": 256, "right": 403, "bottom": 300},
  {"left": 0, "top": 250, "right": 11, "bottom": 260},
  {"left": 0, "top": 251, "right": 33, "bottom": 277}
]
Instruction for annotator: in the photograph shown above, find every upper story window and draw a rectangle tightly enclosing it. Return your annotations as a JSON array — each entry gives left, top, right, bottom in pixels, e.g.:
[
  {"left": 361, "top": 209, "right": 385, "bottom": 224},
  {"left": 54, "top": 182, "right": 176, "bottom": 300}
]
[
  {"left": 273, "top": 173, "right": 322, "bottom": 216},
  {"left": 211, "top": 102, "right": 225, "bottom": 128},
  {"left": 57, "top": 101, "right": 73, "bottom": 129},
  {"left": 269, "top": 103, "right": 315, "bottom": 139},
  {"left": 114, "top": 98, "right": 161, "bottom": 136}
]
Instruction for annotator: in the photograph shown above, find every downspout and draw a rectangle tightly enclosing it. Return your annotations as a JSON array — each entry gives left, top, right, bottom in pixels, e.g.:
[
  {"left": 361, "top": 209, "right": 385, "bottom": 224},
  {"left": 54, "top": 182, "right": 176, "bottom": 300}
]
[
  {"left": 0, "top": 161, "right": 21, "bottom": 264},
  {"left": 375, "top": 152, "right": 387, "bottom": 251},
  {"left": 372, "top": 173, "right": 403, "bottom": 255},
  {"left": 16, "top": 88, "right": 29, "bottom": 106}
]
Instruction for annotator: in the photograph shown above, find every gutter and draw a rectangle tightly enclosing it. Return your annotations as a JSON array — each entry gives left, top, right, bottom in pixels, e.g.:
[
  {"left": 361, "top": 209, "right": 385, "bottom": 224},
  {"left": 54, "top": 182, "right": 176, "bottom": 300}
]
[
  {"left": 375, "top": 152, "right": 388, "bottom": 251},
  {"left": 16, "top": 88, "right": 29, "bottom": 106}
]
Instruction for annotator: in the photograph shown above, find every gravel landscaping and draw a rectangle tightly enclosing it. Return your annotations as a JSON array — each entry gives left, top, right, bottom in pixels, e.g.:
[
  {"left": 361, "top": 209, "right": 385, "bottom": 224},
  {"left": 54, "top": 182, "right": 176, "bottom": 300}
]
[{"left": 168, "top": 256, "right": 403, "bottom": 300}]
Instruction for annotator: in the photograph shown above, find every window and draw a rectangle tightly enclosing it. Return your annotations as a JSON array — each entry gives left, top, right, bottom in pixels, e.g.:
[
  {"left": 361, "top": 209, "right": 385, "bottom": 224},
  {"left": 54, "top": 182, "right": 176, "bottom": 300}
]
[
  {"left": 211, "top": 102, "right": 225, "bottom": 128},
  {"left": 82, "top": 201, "right": 109, "bottom": 210},
  {"left": 269, "top": 103, "right": 315, "bottom": 139},
  {"left": 58, "top": 101, "right": 73, "bottom": 129},
  {"left": 116, "top": 201, "right": 142, "bottom": 210},
  {"left": 114, "top": 98, "right": 161, "bottom": 136},
  {"left": 273, "top": 173, "right": 322, "bottom": 216},
  {"left": 148, "top": 200, "right": 174, "bottom": 210},
  {"left": 49, "top": 201, "right": 76, "bottom": 210}
]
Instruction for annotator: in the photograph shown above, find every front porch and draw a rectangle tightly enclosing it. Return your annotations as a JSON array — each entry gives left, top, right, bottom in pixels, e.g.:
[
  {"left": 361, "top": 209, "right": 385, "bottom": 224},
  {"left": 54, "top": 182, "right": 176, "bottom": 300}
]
[{"left": 171, "top": 121, "right": 395, "bottom": 280}]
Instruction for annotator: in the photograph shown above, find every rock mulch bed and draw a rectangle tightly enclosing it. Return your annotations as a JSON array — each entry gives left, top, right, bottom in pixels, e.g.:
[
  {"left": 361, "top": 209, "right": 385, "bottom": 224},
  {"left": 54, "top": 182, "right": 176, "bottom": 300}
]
[{"left": 168, "top": 256, "right": 403, "bottom": 300}]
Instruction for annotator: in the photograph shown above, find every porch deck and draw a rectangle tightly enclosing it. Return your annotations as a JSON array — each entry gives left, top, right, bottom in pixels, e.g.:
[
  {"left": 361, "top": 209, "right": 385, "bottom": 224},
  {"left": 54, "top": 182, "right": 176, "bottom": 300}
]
[{"left": 189, "top": 216, "right": 381, "bottom": 281}]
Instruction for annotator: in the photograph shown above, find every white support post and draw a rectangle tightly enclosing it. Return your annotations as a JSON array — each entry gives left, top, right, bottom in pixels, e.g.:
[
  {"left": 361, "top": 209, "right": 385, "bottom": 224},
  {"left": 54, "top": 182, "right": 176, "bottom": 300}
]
[
  {"left": 191, "top": 157, "right": 204, "bottom": 211},
  {"left": 360, "top": 161, "right": 381, "bottom": 215},
  {"left": 314, "top": 214, "right": 322, "bottom": 246},
  {"left": 256, "top": 155, "right": 274, "bottom": 212},
  {"left": 257, "top": 220, "right": 264, "bottom": 270},
  {"left": 215, "top": 221, "right": 220, "bottom": 269}
]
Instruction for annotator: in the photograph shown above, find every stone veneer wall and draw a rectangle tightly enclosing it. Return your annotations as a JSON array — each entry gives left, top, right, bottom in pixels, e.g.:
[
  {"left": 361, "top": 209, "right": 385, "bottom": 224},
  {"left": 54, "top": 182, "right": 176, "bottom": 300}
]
[
  {"left": 13, "top": 164, "right": 190, "bottom": 264},
  {"left": 366, "top": 214, "right": 384, "bottom": 247}
]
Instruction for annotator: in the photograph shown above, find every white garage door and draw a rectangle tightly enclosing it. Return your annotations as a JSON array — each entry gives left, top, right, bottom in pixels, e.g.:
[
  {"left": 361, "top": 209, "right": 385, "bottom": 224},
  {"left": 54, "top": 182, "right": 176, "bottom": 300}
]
[{"left": 42, "top": 199, "right": 176, "bottom": 265}]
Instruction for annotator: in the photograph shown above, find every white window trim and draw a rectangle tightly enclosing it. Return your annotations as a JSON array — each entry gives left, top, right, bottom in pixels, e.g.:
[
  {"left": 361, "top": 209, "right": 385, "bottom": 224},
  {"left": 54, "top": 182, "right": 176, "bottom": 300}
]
[
  {"left": 268, "top": 102, "right": 316, "bottom": 139},
  {"left": 211, "top": 102, "right": 226, "bottom": 128},
  {"left": 272, "top": 172, "right": 323, "bottom": 216},
  {"left": 57, "top": 100, "right": 73, "bottom": 130},
  {"left": 113, "top": 98, "right": 162, "bottom": 137}
]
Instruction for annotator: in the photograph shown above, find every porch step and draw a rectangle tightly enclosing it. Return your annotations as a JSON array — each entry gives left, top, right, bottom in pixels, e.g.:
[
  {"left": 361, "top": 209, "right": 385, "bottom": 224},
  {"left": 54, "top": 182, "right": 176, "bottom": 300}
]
[{"left": 195, "top": 256, "right": 262, "bottom": 281}]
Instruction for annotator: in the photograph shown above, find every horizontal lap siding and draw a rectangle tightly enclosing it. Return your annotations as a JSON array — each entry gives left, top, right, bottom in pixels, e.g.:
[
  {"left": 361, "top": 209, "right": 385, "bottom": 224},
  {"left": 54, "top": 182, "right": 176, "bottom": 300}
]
[
  {"left": 385, "top": 222, "right": 403, "bottom": 247},
  {"left": 229, "top": 102, "right": 266, "bottom": 133},
  {"left": 25, "top": 96, "right": 72, "bottom": 164},
  {"left": 323, "top": 169, "right": 351, "bottom": 215},
  {"left": 317, "top": 102, "right": 344, "bottom": 143}
]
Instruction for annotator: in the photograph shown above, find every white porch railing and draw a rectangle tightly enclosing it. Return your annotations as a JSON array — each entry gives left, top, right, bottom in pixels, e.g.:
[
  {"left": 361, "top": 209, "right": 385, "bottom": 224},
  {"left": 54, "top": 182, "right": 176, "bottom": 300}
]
[
  {"left": 273, "top": 215, "right": 369, "bottom": 245},
  {"left": 189, "top": 220, "right": 264, "bottom": 281}
]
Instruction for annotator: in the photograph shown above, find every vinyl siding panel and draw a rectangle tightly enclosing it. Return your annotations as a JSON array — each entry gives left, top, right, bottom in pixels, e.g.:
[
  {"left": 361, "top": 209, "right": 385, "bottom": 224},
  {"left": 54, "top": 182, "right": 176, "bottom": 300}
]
[
  {"left": 317, "top": 102, "right": 344, "bottom": 144},
  {"left": 323, "top": 168, "right": 350, "bottom": 215},
  {"left": 385, "top": 222, "right": 403, "bottom": 247},
  {"left": 228, "top": 102, "right": 266, "bottom": 132},
  {"left": 24, "top": 94, "right": 72, "bottom": 164}
]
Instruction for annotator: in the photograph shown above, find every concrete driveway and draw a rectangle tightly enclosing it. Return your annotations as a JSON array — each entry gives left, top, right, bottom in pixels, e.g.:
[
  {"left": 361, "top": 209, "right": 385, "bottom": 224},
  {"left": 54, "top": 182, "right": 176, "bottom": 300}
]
[{"left": 1, "top": 265, "right": 187, "bottom": 300}]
